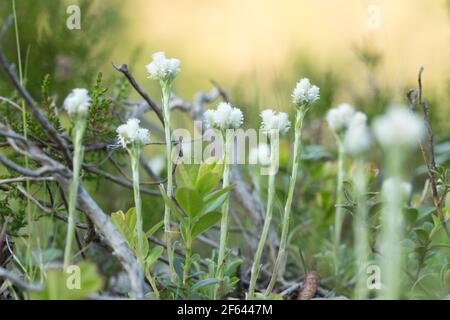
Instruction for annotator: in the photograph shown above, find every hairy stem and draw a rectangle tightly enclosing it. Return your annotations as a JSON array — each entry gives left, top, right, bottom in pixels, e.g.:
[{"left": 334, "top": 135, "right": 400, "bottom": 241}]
[
  {"left": 63, "top": 119, "right": 86, "bottom": 269},
  {"left": 265, "top": 109, "right": 304, "bottom": 295},
  {"left": 214, "top": 130, "right": 231, "bottom": 299},
  {"left": 379, "top": 149, "right": 404, "bottom": 299},
  {"left": 248, "top": 137, "right": 277, "bottom": 299},
  {"left": 334, "top": 138, "right": 345, "bottom": 274},
  {"left": 130, "top": 146, "right": 145, "bottom": 268},
  {"left": 183, "top": 236, "right": 192, "bottom": 287},
  {"left": 161, "top": 80, "right": 176, "bottom": 281},
  {"left": 352, "top": 158, "right": 370, "bottom": 299}
]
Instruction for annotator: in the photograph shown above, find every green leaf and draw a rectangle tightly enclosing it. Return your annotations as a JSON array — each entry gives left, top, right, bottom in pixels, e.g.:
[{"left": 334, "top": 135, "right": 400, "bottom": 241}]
[
  {"left": 405, "top": 208, "right": 418, "bottom": 225},
  {"left": 191, "top": 278, "right": 218, "bottom": 291},
  {"left": 203, "top": 185, "right": 233, "bottom": 214},
  {"left": 176, "top": 187, "right": 204, "bottom": 219},
  {"left": 136, "top": 231, "right": 149, "bottom": 260},
  {"left": 145, "top": 220, "right": 164, "bottom": 238},
  {"left": 191, "top": 211, "right": 221, "bottom": 239},
  {"left": 145, "top": 246, "right": 164, "bottom": 269},
  {"left": 158, "top": 185, "right": 185, "bottom": 221},
  {"left": 180, "top": 219, "right": 189, "bottom": 244},
  {"left": 195, "top": 172, "right": 221, "bottom": 196},
  {"left": 174, "top": 258, "right": 184, "bottom": 280},
  {"left": 414, "top": 228, "right": 430, "bottom": 245},
  {"left": 111, "top": 210, "right": 134, "bottom": 247},
  {"left": 125, "top": 207, "right": 136, "bottom": 231},
  {"left": 176, "top": 163, "right": 199, "bottom": 188},
  {"left": 417, "top": 207, "right": 436, "bottom": 220},
  {"left": 30, "top": 262, "right": 103, "bottom": 300},
  {"left": 197, "top": 158, "right": 222, "bottom": 180}
]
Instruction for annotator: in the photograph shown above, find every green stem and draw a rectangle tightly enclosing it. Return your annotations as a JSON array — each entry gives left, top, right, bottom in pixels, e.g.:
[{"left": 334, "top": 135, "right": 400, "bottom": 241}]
[
  {"left": 334, "top": 138, "right": 345, "bottom": 274},
  {"left": 161, "top": 80, "right": 176, "bottom": 281},
  {"left": 352, "top": 158, "right": 370, "bottom": 300},
  {"left": 265, "top": 109, "right": 304, "bottom": 296},
  {"left": 379, "top": 149, "right": 404, "bottom": 299},
  {"left": 183, "top": 236, "right": 192, "bottom": 287},
  {"left": 248, "top": 138, "right": 277, "bottom": 299},
  {"left": 214, "top": 130, "right": 231, "bottom": 299},
  {"left": 145, "top": 270, "right": 160, "bottom": 299},
  {"left": 63, "top": 119, "right": 86, "bottom": 269},
  {"left": 130, "top": 146, "right": 145, "bottom": 268},
  {"left": 12, "top": 0, "right": 32, "bottom": 278}
]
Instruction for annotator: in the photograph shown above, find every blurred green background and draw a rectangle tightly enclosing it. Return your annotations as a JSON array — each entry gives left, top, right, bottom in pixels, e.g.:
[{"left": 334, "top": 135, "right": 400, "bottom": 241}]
[{"left": 0, "top": 0, "right": 449, "bottom": 295}]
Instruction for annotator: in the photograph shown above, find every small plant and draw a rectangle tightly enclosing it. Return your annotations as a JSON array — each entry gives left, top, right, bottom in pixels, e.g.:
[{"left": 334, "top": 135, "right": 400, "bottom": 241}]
[
  {"left": 63, "top": 88, "right": 91, "bottom": 270},
  {"left": 343, "top": 112, "right": 372, "bottom": 299},
  {"left": 116, "top": 118, "right": 151, "bottom": 268},
  {"left": 159, "top": 159, "right": 233, "bottom": 291},
  {"left": 265, "top": 78, "right": 319, "bottom": 295},
  {"left": 247, "top": 109, "right": 290, "bottom": 299},
  {"left": 373, "top": 106, "right": 425, "bottom": 299},
  {"left": 325, "top": 103, "right": 356, "bottom": 273},
  {"left": 146, "top": 52, "right": 181, "bottom": 281},
  {"left": 204, "top": 102, "right": 244, "bottom": 298},
  {"left": 111, "top": 208, "right": 163, "bottom": 298}
]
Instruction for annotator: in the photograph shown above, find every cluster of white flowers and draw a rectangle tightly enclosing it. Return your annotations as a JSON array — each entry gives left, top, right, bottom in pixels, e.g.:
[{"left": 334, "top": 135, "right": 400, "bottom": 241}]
[
  {"left": 249, "top": 143, "right": 271, "bottom": 166},
  {"left": 204, "top": 102, "right": 244, "bottom": 130},
  {"left": 382, "top": 177, "right": 413, "bottom": 198},
  {"left": 116, "top": 118, "right": 150, "bottom": 148},
  {"left": 63, "top": 88, "right": 91, "bottom": 117},
  {"left": 326, "top": 103, "right": 356, "bottom": 133},
  {"left": 260, "top": 109, "right": 291, "bottom": 135},
  {"left": 292, "top": 78, "right": 320, "bottom": 107},
  {"left": 344, "top": 112, "right": 372, "bottom": 155},
  {"left": 146, "top": 52, "right": 180, "bottom": 81},
  {"left": 373, "top": 106, "right": 425, "bottom": 149}
]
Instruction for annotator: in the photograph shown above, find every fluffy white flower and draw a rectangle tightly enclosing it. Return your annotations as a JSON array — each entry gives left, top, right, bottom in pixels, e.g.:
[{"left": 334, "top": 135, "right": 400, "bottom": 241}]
[
  {"left": 344, "top": 112, "right": 372, "bottom": 155},
  {"left": 326, "top": 103, "right": 356, "bottom": 133},
  {"left": 146, "top": 51, "right": 180, "bottom": 81},
  {"left": 116, "top": 118, "right": 150, "bottom": 148},
  {"left": 373, "top": 106, "right": 425, "bottom": 149},
  {"left": 63, "top": 88, "right": 91, "bottom": 117},
  {"left": 249, "top": 143, "right": 271, "bottom": 166},
  {"left": 204, "top": 102, "right": 244, "bottom": 130},
  {"left": 292, "top": 78, "right": 320, "bottom": 106},
  {"left": 382, "top": 177, "right": 413, "bottom": 198},
  {"left": 260, "top": 109, "right": 291, "bottom": 135}
]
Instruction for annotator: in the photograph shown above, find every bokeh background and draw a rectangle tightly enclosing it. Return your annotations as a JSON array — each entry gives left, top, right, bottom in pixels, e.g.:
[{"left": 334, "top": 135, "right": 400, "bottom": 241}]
[{"left": 1, "top": 0, "right": 450, "bottom": 298}]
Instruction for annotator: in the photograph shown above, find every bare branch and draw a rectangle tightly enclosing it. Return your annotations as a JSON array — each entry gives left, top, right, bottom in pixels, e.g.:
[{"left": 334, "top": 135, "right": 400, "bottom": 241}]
[
  {"left": 415, "top": 67, "right": 450, "bottom": 237},
  {"left": 0, "top": 50, "right": 72, "bottom": 164},
  {"left": 112, "top": 63, "right": 164, "bottom": 124},
  {"left": 0, "top": 267, "right": 42, "bottom": 292},
  {"left": 0, "top": 126, "right": 145, "bottom": 298}
]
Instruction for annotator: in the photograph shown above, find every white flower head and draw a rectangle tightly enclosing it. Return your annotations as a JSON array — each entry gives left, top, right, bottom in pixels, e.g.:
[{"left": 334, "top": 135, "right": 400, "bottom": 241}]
[
  {"left": 204, "top": 102, "right": 244, "bottom": 130},
  {"left": 373, "top": 106, "right": 425, "bottom": 149},
  {"left": 344, "top": 112, "right": 372, "bottom": 155},
  {"left": 63, "top": 88, "right": 91, "bottom": 117},
  {"left": 382, "top": 177, "right": 412, "bottom": 198},
  {"left": 146, "top": 51, "right": 180, "bottom": 81},
  {"left": 326, "top": 103, "right": 356, "bottom": 133},
  {"left": 260, "top": 109, "right": 291, "bottom": 135},
  {"left": 116, "top": 118, "right": 150, "bottom": 148},
  {"left": 249, "top": 143, "right": 271, "bottom": 166},
  {"left": 292, "top": 78, "right": 320, "bottom": 107}
]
